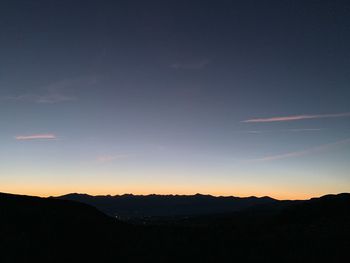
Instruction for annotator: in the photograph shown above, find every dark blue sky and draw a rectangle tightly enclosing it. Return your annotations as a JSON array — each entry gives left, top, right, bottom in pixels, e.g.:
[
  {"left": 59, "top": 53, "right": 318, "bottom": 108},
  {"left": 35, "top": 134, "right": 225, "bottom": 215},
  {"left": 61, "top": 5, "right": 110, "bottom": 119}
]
[{"left": 1, "top": 0, "right": 349, "bottom": 198}]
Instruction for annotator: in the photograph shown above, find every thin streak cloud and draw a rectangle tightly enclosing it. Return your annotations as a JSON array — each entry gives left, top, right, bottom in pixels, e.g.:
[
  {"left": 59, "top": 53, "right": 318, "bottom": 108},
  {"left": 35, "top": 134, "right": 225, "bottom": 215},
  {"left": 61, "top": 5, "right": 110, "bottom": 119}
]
[
  {"left": 252, "top": 138, "right": 350, "bottom": 162},
  {"left": 15, "top": 134, "right": 57, "bottom": 141},
  {"left": 242, "top": 112, "right": 350, "bottom": 123},
  {"left": 246, "top": 128, "right": 322, "bottom": 134}
]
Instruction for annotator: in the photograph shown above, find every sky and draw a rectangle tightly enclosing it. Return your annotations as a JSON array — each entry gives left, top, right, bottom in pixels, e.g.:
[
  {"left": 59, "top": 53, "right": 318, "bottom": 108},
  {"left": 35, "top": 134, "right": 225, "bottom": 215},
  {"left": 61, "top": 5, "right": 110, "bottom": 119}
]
[{"left": 1, "top": 0, "right": 350, "bottom": 199}]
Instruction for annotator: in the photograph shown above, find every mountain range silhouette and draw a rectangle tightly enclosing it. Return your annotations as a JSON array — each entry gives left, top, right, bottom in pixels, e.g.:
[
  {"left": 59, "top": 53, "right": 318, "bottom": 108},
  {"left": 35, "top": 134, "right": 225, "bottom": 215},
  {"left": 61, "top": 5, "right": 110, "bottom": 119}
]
[
  {"left": 1, "top": 192, "right": 349, "bottom": 262},
  {"left": 57, "top": 193, "right": 280, "bottom": 219}
]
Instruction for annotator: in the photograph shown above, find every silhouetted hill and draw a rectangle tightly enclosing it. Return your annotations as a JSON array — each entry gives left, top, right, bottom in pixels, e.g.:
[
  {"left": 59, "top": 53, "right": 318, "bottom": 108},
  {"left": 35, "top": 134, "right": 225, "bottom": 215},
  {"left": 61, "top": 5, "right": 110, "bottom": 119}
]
[
  {"left": 279, "top": 193, "right": 350, "bottom": 224},
  {"left": 0, "top": 192, "right": 133, "bottom": 262},
  {"left": 0, "top": 192, "right": 113, "bottom": 224},
  {"left": 58, "top": 193, "right": 279, "bottom": 218},
  {"left": 1, "top": 192, "right": 349, "bottom": 263}
]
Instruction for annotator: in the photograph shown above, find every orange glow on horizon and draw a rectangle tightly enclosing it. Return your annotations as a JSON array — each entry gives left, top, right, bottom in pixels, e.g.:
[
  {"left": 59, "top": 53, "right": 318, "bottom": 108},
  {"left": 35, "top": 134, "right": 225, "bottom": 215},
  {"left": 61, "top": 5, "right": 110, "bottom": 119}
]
[{"left": 0, "top": 185, "right": 337, "bottom": 200}]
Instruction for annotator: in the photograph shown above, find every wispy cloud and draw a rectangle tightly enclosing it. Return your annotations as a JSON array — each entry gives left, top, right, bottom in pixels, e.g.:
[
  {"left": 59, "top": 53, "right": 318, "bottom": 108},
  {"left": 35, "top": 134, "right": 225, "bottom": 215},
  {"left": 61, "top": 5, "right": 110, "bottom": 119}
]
[
  {"left": 246, "top": 128, "right": 322, "bottom": 134},
  {"left": 96, "top": 154, "right": 128, "bottom": 163},
  {"left": 251, "top": 138, "right": 350, "bottom": 162},
  {"left": 3, "top": 76, "right": 97, "bottom": 104},
  {"left": 242, "top": 112, "right": 350, "bottom": 123},
  {"left": 5, "top": 93, "right": 75, "bottom": 104},
  {"left": 15, "top": 134, "right": 57, "bottom": 141},
  {"left": 170, "top": 59, "right": 210, "bottom": 70}
]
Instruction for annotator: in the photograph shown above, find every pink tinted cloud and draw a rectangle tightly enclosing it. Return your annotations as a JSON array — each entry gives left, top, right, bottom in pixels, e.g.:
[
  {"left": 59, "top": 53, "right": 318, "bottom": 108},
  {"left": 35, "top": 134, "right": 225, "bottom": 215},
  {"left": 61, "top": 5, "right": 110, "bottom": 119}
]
[
  {"left": 242, "top": 112, "right": 350, "bottom": 123},
  {"left": 15, "top": 134, "right": 57, "bottom": 141},
  {"left": 253, "top": 138, "right": 350, "bottom": 162},
  {"left": 245, "top": 128, "right": 322, "bottom": 134}
]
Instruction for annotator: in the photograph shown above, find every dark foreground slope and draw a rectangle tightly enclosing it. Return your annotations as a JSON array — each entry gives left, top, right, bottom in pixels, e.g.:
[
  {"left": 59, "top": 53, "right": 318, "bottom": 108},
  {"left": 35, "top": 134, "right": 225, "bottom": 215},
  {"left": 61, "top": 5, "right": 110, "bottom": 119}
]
[
  {"left": 1, "top": 192, "right": 350, "bottom": 263},
  {"left": 0, "top": 192, "right": 136, "bottom": 262}
]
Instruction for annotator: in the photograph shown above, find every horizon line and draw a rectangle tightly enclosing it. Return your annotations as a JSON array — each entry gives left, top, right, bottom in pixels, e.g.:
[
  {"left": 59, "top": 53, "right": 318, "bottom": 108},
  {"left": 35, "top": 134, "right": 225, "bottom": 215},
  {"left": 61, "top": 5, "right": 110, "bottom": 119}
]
[{"left": 2, "top": 190, "right": 348, "bottom": 202}]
